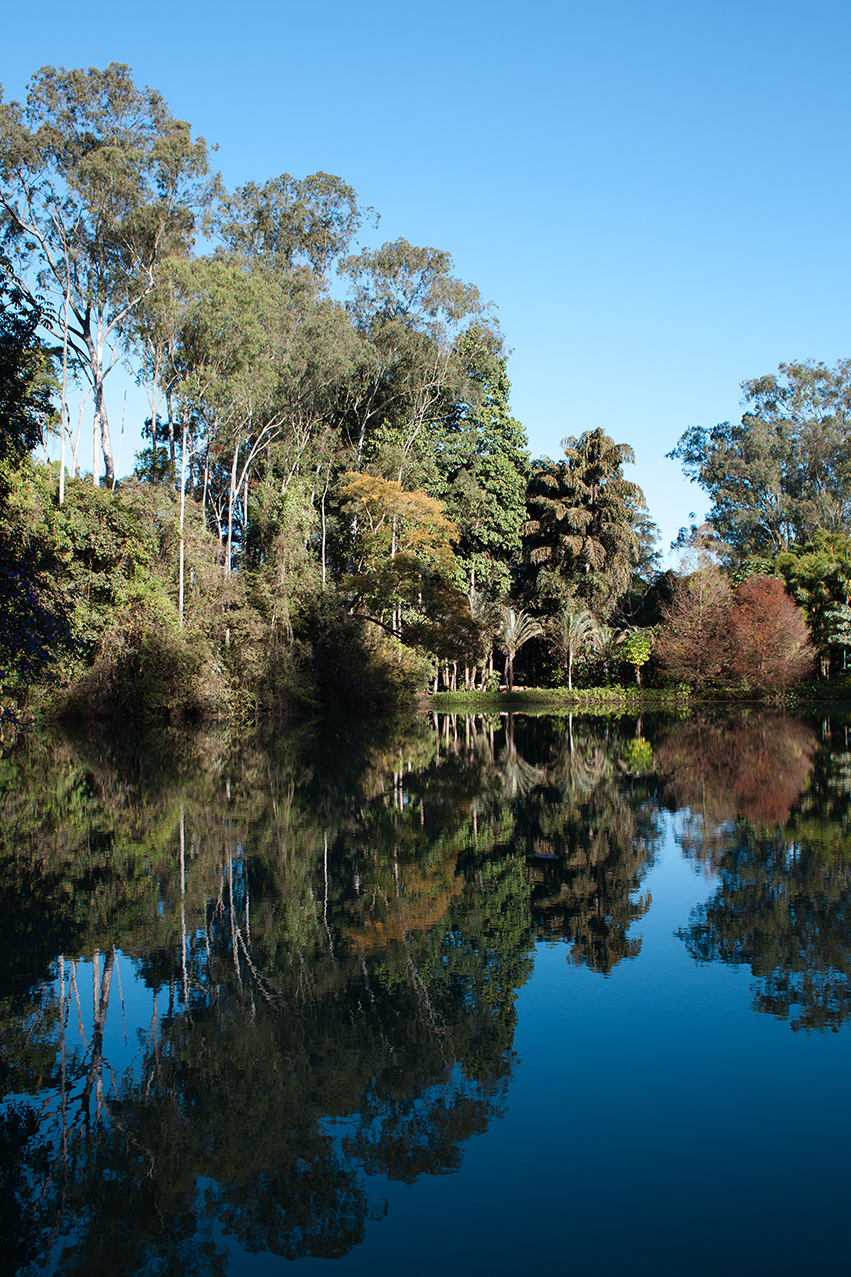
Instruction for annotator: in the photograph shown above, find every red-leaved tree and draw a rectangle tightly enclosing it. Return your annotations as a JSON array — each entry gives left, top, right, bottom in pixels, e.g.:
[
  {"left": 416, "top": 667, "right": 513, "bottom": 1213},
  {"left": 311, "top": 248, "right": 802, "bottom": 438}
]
[
  {"left": 728, "top": 576, "right": 814, "bottom": 691},
  {"left": 654, "top": 564, "right": 732, "bottom": 689}
]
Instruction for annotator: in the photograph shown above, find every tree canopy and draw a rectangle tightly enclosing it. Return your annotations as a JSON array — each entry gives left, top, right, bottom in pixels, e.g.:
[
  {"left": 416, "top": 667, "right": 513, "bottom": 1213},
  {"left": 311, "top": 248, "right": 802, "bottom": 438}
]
[
  {"left": 669, "top": 360, "right": 851, "bottom": 563},
  {"left": 2, "top": 60, "right": 846, "bottom": 715}
]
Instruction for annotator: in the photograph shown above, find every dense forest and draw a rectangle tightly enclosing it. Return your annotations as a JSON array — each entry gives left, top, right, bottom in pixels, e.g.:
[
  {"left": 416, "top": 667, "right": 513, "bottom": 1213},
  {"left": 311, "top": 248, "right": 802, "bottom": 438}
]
[{"left": 0, "top": 63, "right": 848, "bottom": 722}]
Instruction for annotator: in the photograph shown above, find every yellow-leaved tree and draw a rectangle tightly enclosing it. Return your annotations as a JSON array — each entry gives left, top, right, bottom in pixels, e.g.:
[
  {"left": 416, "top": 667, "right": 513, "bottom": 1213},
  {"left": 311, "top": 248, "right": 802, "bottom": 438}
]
[{"left": 339, "top": 473, "right": 478, "bottom": 669}]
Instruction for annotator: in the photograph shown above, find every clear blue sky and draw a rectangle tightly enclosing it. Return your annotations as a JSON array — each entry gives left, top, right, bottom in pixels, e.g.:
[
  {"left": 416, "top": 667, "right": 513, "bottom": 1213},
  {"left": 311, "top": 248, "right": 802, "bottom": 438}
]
[{"left": 4, "top": 0, "right": 851, "bottom": 555}]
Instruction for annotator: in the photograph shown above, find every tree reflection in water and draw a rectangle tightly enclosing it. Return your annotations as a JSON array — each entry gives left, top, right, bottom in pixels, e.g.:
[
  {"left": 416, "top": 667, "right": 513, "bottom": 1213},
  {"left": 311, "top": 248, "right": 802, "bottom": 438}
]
[
  {"left": 5, "top": 709, "right": 849, "bottom": 1272},
  {"left": 0, "top": 716, "right": 540, "bottom": 1272},
  {"left": 509, "top": 714, "right": 661, "bottom": 973},
  {"left": 660, "top": 714, "right": 851, "bottom": 1032}
]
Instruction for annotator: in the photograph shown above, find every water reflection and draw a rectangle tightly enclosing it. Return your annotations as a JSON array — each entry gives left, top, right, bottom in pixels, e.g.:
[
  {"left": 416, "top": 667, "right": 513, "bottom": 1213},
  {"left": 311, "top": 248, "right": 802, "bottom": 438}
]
[
  {"left": 2, "top": 709, "right": 850, "bottom": 1272},
  {"left": 657, "top": 714, "right": 820, "bottom": 869},
  {"left": 511, "top": 716, "right": 660, "bottom": 972},
  {"left": 658, "top": 714, "right": 851, "bottom": 1032}
]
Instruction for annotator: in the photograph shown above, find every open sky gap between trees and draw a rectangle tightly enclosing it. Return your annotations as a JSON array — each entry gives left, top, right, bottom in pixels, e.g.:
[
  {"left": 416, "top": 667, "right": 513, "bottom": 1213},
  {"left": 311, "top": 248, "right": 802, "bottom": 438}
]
[{"left": 1, "top": 63, "right": 848, "bottom": 723}]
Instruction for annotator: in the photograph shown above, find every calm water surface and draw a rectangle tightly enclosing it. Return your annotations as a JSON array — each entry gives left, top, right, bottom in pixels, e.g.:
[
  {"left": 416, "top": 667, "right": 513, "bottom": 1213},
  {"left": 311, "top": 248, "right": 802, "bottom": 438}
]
[{"left": 1, "top": 710, "right": 850, "bottom": 1276}]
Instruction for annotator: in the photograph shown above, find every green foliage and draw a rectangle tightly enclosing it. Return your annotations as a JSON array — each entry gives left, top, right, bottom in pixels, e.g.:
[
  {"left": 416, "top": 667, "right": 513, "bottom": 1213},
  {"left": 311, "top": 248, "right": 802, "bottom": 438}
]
[
  {"left": 0, "top": 259, "right": 56, "bottom": 463},
  {"left": 427, "top": 348, "right": 529, "bottom": 598},
  {"left": 523, "top": 429, "right": 646, "bottom": 618},
  {"left": 0, "top": 63, "right": 215, "bottom": 483},
  {"left": 65, "top": 593, "right": 208, "bottom": 719},
  {"left": 669, "top": 360, "right": 851, "bottom": 563},
  {"left": 619, "top": 627, "right": 653, "bottom": 687},
  {"left": 622, "top": 735, "right": 654, "bottom": 772},
  {"left": 776, "top": 532, "right": 851, "bottom": 676}
]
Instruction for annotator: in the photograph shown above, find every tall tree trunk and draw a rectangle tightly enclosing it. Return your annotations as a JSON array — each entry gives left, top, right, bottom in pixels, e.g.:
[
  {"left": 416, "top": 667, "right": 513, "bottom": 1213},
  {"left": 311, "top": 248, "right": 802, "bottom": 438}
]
[
  {"left": 166, "top": 389, "right": 176, "bottom": 467},
  {"left": 92, "top": 358, "right": 115, "bottom": 485},
  {"left": 202, "top": 446, "right": 210, "bottom": 524},
  {"left": 59, "top": 271, "right": 72, "bottom": 506},
  {"left": 178, "top": 411, "right": 188, "bottom": 628},
  {"left": 226, "top": 438, "right": 240, "bottom": 575}
]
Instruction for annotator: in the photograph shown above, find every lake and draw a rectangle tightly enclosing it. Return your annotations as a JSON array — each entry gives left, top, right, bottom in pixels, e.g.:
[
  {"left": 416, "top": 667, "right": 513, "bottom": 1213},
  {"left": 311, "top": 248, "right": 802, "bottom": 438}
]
[{"left": 1, "top": 708, "right": 850, "bottom": 1276}]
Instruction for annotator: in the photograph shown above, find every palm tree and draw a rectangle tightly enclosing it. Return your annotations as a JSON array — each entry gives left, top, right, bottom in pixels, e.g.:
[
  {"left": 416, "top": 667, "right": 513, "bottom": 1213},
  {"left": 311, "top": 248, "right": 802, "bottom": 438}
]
[
  {"left": 595, "top": 623, "right": 621, "bottom": 684},
  {"left": 496, "top": 606, "right": 543, "bottom": 691},
  {"left": 551, "top": 607, "right": 602, "bottom": 691},
  {"left": 468, "top": 588, "right": 500, "bottom": 689},
  {"left": 523, "top": 429, "right": 644, "bottom": 616}
]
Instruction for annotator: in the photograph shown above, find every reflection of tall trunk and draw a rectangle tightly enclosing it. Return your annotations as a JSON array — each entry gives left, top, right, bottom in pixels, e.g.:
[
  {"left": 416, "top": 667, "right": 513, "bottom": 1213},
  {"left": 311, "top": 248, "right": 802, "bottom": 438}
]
[
  {"left": 320, "top": 467, "right": 330, "bottom": 590},
  {"left": 59, "top": 955, "right": 68, "bottom": 1164},
  {"left": 227, "top": 847, "right": 243, "bottom": 993},
  {"left": 180, "top": 806, "right": 191, "bottom": 1017},
  {"left": 81, "top": 947, "right": 115, "bottom": 1123},
  {"left": 323, "top": 832, "right": 334, "bottom": 955}
]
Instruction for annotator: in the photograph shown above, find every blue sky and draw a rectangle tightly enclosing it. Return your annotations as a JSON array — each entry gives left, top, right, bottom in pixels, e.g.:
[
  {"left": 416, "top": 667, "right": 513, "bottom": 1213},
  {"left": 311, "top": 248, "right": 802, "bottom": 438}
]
[{"left": 4, "top": 0, "right": 851, "bottom": 555}]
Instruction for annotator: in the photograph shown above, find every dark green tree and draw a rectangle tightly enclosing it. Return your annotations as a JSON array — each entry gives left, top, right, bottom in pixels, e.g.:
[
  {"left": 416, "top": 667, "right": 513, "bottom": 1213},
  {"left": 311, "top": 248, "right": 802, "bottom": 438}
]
[
  {"left": 776, "top": 531, "right": 851, "bottom": 676},
  {"left": 0, "top": 270, "right": 76, "bottom": 709},
  {"left": 0, "top": 259, "right": 55, "bottom": 462},
  {"left": 523, "top": 428, "right": 645, "bottom": 618},
  {"left": 428, "top": 348, "right": 529, "bottom": 598}
]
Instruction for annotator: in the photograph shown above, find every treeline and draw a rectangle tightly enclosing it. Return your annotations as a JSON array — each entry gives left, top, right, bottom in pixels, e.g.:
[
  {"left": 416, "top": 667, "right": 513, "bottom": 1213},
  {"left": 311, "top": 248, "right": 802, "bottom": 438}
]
[{"left": 0, "top": 64, "right": 844, "bottom": 718}]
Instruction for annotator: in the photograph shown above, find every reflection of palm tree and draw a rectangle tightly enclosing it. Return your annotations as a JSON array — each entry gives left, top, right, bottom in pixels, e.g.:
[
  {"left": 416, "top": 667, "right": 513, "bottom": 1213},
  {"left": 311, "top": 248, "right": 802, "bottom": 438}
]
[
  {"left": 499, "top": 713, "right": 546, "bottom": 799},
  {"left": 546, "top": 717, "right": 612, "bottom": 798},
  {"left": 551, "top": 608, "right": 602, "bottom": 691},
  {"left": 500, "top": 749, "right": 547, "bottom": 801},
  {"left": 497, "top": 607, "right": 543, "bottom": 691}
]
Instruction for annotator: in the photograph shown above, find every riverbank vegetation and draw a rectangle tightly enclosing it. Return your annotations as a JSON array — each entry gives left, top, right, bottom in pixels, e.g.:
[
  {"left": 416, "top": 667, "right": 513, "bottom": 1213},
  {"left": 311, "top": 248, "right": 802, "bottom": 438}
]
[{"left": 1, "top": 65, "right": 848, "bottom": 723}]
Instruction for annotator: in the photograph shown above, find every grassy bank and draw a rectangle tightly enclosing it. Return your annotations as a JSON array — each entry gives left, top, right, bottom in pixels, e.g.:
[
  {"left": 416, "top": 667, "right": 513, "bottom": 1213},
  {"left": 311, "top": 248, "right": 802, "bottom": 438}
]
[{"left": 429, "top": 685, "right": 691, "bottom": 714}]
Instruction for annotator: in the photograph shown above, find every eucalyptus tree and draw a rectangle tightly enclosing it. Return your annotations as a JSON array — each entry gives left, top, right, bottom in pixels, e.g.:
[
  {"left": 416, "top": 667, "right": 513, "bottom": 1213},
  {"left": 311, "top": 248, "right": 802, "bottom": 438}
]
[
  {"left": 339, "top": 239, "right": 500, "bottom": 482},
  {"left": 0, "top": 63, "right": 215, "bottom": 484},
  {"left": 668, "top": 360, "right": 851, "bottom": 563},
  {"left": 215, "top": 170, "right": 371, "bottom": 282},
  {"left": 496, "top": 606, "right": 543, "bottom": 692},
  {"left": 151, "top": 252, "right": 327, "bottom": 576},
  {"left": 523, "top": 428, "right": 645, "bottom": 618}
]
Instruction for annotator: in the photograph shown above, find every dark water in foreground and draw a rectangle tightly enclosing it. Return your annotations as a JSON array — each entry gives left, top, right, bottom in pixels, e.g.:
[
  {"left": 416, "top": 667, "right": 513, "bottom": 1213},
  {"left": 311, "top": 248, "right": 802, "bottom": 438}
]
[{"left": 1, "top": 709, "right": 850, "bottom": 1276}]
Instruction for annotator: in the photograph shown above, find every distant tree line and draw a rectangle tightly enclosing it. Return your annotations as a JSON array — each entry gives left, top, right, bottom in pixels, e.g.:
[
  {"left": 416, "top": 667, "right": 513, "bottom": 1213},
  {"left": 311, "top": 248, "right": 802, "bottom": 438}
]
[{"left": 0, "top": 64, "right": 840, "bottom": 717}]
